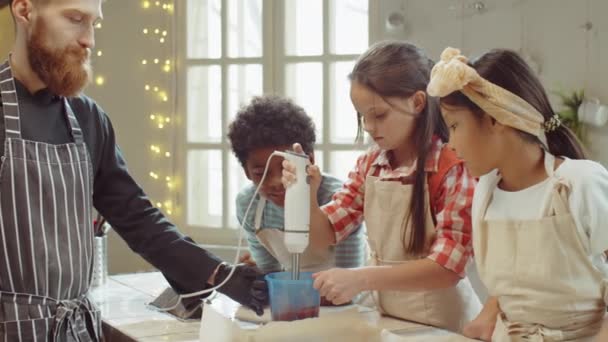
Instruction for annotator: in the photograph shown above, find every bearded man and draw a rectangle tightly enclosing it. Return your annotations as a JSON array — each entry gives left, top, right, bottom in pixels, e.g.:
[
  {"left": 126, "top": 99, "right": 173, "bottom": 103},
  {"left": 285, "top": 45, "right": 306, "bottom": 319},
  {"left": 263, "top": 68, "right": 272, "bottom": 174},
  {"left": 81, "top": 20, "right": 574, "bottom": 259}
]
[{"left": 0, "top": 1, "right": 267, "bottom": 340}]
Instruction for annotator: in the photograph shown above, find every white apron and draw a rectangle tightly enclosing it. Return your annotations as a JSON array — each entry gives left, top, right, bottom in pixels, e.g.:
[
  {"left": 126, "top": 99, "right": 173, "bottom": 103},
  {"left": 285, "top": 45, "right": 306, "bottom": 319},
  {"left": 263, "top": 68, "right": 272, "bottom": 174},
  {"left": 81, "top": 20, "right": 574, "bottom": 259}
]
[
  {"left": 254, "top": 197, "right": 335, "bottom": 272},
  {"left": 474, "top": 152, "right": 607, "bottom": 341},
  {"left": 364, "top": 175, "right": 481, "bottom": 332}
]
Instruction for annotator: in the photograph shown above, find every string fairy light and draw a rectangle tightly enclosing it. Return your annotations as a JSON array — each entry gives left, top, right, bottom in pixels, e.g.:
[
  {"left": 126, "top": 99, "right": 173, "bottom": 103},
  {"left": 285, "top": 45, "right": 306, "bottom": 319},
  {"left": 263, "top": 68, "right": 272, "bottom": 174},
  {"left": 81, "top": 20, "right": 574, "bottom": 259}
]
[
  {"left": 92, "top": 20, "right": 105, "bottom": 87},
  {"left": 141, "top": 0, "right": 178, "bottom": 216}
]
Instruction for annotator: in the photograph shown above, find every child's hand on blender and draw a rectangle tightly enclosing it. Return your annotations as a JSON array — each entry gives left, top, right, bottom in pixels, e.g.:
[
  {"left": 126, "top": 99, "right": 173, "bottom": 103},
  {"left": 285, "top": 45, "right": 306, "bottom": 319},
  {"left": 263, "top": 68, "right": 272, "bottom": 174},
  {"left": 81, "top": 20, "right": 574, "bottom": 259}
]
[
  {"left": 282, "top": 143, "right": 346, "bottom": 307},
  {"left": 238, "top": 252, "right": 257, "bottom": 267},
  {"left": 281, "top": 143, "right": 322, "bottom": 195}
]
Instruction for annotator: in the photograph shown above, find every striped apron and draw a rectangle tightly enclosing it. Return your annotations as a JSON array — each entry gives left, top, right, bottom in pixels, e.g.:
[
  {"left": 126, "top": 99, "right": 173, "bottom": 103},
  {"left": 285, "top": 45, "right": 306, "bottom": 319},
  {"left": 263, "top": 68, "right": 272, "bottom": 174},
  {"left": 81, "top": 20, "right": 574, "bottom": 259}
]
[{"left": 0, "top": 59, "right": 102, "bottom": 341}]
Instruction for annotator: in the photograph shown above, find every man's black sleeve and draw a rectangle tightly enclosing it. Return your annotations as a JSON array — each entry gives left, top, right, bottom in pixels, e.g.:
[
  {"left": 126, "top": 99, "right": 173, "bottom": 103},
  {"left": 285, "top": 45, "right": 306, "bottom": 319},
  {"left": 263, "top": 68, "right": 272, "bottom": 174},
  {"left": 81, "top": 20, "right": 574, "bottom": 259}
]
[{"left": 92, "top": 111, "right": 222, "bottom": 294}]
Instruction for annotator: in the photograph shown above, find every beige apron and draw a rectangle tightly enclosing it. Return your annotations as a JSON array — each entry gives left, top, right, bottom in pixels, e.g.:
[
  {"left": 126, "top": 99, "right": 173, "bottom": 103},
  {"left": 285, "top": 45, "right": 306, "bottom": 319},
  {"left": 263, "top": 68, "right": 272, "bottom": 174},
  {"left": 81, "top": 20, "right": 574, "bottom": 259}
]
[
  {"left": 474, "top": 152, "right": 607, "bottom": 342},
  {"left": 364, "top": 175, "right": 481, "bottom": 332},
  {"left": 254, "top": 197, "right": 335, "bottom": 272}
]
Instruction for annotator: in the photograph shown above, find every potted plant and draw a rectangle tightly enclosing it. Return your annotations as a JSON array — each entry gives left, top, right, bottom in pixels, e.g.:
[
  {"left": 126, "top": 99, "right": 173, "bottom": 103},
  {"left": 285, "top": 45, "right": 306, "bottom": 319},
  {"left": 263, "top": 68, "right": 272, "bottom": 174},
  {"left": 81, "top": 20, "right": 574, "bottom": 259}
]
[{"left": 553, "top": 89, "right": 587, "bottom": 145}]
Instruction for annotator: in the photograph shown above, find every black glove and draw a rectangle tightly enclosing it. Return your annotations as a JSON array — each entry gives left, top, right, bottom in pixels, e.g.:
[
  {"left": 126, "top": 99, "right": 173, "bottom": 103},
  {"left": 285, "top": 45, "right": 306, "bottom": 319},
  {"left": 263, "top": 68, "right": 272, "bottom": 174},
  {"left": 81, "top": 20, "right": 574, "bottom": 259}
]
[{"left": 215, "top": 263, "right": 268, "bottom": 316}]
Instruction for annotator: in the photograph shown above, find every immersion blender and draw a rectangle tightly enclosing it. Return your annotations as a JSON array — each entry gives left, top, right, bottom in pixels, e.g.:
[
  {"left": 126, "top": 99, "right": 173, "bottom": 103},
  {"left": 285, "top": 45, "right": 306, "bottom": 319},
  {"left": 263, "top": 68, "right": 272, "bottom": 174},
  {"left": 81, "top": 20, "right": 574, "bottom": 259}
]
[{"left": 274, "top": 150, "right": 310, "bottom": 280}]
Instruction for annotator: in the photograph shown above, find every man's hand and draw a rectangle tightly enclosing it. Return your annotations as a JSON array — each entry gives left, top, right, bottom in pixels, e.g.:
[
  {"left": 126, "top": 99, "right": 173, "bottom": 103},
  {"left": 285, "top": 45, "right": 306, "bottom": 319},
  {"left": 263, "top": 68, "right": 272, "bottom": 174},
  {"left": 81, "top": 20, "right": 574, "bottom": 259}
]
[{"left": 215, "top": 263, "right": 268, "bottom": 316}]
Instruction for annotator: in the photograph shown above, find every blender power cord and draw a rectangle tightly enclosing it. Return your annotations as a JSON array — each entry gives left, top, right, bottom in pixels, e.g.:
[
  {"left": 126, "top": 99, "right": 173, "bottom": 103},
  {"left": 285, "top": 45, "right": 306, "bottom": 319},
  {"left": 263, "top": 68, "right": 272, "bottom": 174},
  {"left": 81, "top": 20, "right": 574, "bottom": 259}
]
[{"left": 152, "top": 152, "right": 285, "bottom": 312}]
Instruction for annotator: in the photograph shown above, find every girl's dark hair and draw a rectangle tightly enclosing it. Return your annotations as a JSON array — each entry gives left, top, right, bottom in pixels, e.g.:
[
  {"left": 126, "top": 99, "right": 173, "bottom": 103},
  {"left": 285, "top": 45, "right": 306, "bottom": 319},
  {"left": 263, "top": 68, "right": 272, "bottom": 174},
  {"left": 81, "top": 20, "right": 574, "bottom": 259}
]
[
  {"left": 441, "top": 49, "right": 586, "bottom": 160},
  {"left": 350, "top": 41, "right": 448, "bottom": 255}
]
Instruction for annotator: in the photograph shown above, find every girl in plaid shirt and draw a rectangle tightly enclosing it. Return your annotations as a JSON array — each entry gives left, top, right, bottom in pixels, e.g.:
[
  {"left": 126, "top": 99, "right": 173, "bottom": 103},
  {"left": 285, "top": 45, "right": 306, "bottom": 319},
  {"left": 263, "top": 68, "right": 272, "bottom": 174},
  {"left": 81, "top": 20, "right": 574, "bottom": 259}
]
[{"left": 283, "top": 41, "right": 481, "bottom": 332}]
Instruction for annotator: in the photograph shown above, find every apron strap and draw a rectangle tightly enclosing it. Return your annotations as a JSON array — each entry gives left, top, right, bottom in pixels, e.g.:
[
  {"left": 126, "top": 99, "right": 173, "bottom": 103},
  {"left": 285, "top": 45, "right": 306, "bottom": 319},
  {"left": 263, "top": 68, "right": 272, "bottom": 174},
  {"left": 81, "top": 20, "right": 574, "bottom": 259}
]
[
  {"left": 0, "top": 291, "right": 100, "bottom": 342},
  {"left": 540, "top": 151, "right": 572, "bottom": 216},
  {"left": 53, "top": 296, "right": 101, "bottom": 342},
  {"left": 475, "top": 169, "right": 501, "bottom": 225},
  {"left": 497, "top": 311, "right": 603, "bottom": 341},
  {"left": 63, "top": 99, "right": 85, "bottom": 145},
  {"left": 496, "top": 312, "right": 564, "bottom": 341},
  {"left": 543, "top": 150, "right": 556, "bottom": 177},
  {"left": 254, "top": 196, "right": 266, "bottom": 232},
  {"left": 0, "top": 58, "right": 85, "bottom": 145},
  {"left": 0, "top": 59, "right": 22, "bottom": 140}
]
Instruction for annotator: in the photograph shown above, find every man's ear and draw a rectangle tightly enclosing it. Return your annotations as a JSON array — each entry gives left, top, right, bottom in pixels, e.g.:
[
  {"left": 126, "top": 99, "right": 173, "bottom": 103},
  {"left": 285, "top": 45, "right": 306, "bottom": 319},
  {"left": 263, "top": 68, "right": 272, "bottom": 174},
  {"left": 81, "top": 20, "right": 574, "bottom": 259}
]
[{"left": 12, "top": 0, "right": 34, "bottom": 26}]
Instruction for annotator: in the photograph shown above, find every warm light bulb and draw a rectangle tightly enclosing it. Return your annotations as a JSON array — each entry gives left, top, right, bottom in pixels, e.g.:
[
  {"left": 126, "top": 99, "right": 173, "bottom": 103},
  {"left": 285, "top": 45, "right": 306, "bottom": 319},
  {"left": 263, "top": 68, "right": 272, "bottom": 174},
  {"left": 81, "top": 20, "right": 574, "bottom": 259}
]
[
  {"left": 165, "top": 117, "right": 170, "bottom": 123},
  {"left": 155, "top": 1, "right": 160, "bottom": 6},
  {"left": 154, "top": 28, "right": 160, "bottom": 34},
  {"left": 159, "top": 92, "right": 169, "bottom": 102},
  {"left": 165, "top": 152, "right": 171, "bottom": 157},
  {"left": 145, "top": 85, "right": 151, "bottom": 91},
  {"left": 153, "top": 58, "right": 159, "bottom": 64},
  {"left": 157, "top": 202, "right": 162, "bottom": 208},
  {"left": 143, "top": 28, "right": 149, "bottom": 34},
  {"left": 165, "top": 60, "right": 171, "bottom": 65},
  {"left": 142, "top": 1, "right": 150, "bottom": 9},
  {"left": 153, "top": 87, "right": 159, "bottom": 92},
  {"left": 141, "top": 59, "right": 147, "bottom": 65},
  {"left": 162, "top": 31, "right": 168, "bottom": 37},
  {"left": 166, "top": 176, "right": 171, "bottom": 181},
  {"left": 162, "top": 65, "right": 171, "bottom": 73},
  {"left": 167, "top": 210, "right": 173, "bottom": 215},
  {"left": 158, "top": 124, "right": 164, "bottom": 129},
  {"left": 95, "top": 76, "right": 105, "bottom": 86},
  {"left": 150, "top": 114, "right": 155, "bottom": 120},
  {"left": 96, "top": 51, "right": 103, "bottom": 57},
  {"left": 95, "top": 22, "right": 102, "bottom": 29},
  {"left": 159, "top": 38, "right": 165, "bottom": 44}
]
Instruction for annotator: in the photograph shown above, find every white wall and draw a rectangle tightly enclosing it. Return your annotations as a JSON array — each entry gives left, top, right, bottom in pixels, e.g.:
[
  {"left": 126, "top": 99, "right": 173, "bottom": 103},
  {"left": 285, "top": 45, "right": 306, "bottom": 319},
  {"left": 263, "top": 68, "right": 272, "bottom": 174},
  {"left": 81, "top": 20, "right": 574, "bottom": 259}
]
[
  {"left": 374, "top": 0, "right": 608, "bottom": 166},
  {"left": 0, "top": 6, "right": 13, "bottom": 58},
  {"left": 85, "top": 1, "right": 177, "bottom": 274}
]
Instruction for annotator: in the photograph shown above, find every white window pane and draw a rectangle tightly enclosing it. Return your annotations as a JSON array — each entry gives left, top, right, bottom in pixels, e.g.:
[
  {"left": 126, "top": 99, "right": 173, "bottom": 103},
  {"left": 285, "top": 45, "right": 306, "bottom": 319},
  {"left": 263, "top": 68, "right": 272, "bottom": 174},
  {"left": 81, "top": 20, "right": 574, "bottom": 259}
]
[
  {"left": 285, "top": 63, "right": 323, "bottom": 142},
  {"left": 227, "top": 64, "right": 263, "bottom": 124},
  {"left": 330, "top": 151, "right": 365, "bottom": 181},
  {"left": 187, "top": 66, "right": 222, "bottom": 143},
  {"left": 188, "top": 150, "right": 223, "bottom": 227},
  {"left": 228, "top": 153, "right": 250, "bottom": 229},
  {"left": 285, "top": 0, "right": 323, "bottom": 56},
  {"left": 187, "top": 0, "right": 221, "bottom": 59},
  {"left": 228, "top": 0, "right": 263, "bottom": 57},
  {"left": 330, "top": 61, "right": 358, "bottom": 143},
  {"left": 330, "top": 0, "right": 369, "bottom": 55},
  {"left": 314, "top": 151, "right": 324, "bottom": 173}
]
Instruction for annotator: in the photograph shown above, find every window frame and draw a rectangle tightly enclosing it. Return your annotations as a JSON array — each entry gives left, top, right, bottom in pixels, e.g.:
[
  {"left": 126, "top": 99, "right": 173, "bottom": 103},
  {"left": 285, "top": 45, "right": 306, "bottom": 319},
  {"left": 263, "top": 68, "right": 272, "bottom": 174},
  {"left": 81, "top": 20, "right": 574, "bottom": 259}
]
[{"left": 175, "top": 0, "right": 373, "bottom": 246}]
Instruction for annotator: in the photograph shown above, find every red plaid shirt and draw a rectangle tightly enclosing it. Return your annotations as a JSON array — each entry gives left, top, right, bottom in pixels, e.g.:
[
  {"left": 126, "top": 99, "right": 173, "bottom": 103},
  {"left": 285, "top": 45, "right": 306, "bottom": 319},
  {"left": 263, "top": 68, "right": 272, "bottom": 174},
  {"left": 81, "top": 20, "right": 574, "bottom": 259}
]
[{"left": 321, "top": 137, "right": 475, "bottom": 277}]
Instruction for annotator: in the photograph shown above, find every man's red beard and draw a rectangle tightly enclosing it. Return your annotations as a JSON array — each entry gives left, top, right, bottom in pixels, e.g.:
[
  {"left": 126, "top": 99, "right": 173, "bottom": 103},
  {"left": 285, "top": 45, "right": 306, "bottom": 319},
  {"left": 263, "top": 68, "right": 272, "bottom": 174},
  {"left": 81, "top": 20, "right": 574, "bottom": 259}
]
[{"left": 27, "top": 18, "right": 92, "bottom": 97}]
